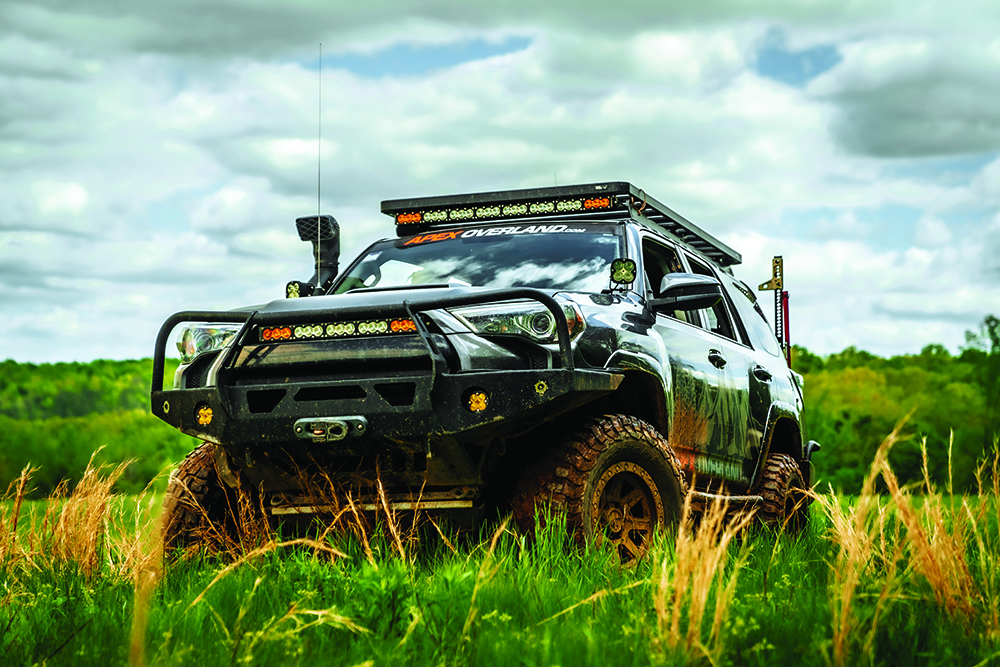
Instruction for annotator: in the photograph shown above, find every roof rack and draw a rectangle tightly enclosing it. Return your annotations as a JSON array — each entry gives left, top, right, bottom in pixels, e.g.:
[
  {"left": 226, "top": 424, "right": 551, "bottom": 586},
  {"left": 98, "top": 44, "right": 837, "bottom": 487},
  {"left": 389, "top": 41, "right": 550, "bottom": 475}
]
[{"left": 381, "top": 181, "right": 741, "bottom": 267}]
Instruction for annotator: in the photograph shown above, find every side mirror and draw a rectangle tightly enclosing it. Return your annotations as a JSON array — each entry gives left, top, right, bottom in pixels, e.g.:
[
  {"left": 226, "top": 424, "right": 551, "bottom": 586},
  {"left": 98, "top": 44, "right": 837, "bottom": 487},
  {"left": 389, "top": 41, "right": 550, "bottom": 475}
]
[{"left": 648, "top": 273, "right": 723, "bottom": 312}]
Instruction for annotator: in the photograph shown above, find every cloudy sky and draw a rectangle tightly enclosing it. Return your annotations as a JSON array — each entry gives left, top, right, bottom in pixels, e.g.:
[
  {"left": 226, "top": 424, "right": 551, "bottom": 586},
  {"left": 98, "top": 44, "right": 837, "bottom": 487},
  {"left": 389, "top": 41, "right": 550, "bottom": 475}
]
[{"left": 2, "top": 0, "right": 1000, "bottom": 363}]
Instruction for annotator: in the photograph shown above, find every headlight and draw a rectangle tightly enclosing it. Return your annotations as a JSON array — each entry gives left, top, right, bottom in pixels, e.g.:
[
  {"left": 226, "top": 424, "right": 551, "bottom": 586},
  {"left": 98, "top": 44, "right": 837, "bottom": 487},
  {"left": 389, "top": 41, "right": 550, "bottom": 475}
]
[
  {"left": 176, "top": 324, "right": 242, "bottom": 363},
  {"left": 448, "top": 297, "right": 585, "bottom": 344}
]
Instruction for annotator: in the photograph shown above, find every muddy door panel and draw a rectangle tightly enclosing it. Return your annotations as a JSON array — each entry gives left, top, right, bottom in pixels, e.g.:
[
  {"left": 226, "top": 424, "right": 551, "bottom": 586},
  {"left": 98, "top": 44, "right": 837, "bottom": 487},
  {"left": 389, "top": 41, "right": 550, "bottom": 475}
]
[{"left": 653, "top": 314, "right": 751, "bottom": 488}]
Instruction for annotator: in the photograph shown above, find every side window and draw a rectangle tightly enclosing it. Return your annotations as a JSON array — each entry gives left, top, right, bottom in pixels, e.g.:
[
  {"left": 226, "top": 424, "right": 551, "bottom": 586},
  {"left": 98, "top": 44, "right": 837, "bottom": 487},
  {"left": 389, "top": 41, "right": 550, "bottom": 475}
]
[
  {"left": 725, "top": 279, "right": 784, "bottom": 357},
  {"left": 684, "top": 255, "right": 737, "bottom": 341},
  {"left": 641, "top": 239, "right": 690, "bottom": 323}
]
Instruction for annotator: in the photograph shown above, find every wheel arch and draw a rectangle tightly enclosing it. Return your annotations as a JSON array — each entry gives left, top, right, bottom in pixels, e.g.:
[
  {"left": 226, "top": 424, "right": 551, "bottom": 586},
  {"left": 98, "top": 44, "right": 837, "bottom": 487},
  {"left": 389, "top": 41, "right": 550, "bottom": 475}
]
[
  {"left": 598, "top": 351, "right": 671, "bottom": 436},
  {"left": 756, "top": 402, "right": 805, "bottom": 486}
]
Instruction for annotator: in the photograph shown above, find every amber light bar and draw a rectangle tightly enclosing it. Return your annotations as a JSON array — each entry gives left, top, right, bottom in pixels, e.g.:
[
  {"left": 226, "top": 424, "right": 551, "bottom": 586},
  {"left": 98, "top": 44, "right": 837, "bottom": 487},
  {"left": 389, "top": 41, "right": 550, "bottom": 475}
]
[
  {"left": 394, "top": 195, "right": 615, "bottom": 227},
  {"left": 259, "top": 318, "right": 417, "bottom": 343}
]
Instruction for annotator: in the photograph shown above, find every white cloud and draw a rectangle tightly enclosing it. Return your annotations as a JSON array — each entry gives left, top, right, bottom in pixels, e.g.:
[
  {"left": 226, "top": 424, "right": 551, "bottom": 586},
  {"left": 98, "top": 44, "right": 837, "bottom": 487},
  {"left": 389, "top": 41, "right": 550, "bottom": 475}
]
[
  {"left": 2, "top": 4, "right": 1000, "bottom": 362},
  {"left": 0, "top": 231, "right": 51, "bottom": 249},
  {"left": 631, "top": 30, "right": 744, "bottom": 90},
  {"left": 813, "top": 35, "right": 1000, "bottom": 157},
  {"left": 98, "top": 293, "right": 151, "bottom": 311},
  {"left": 39, "top": 307, "right": 82, "bottom": 334},
  {"left": 914, "top": 214, "right": 952, "bottom": 248},
  {"left": 971, "top": 156, "right": 1000, "bottom": 205},
  {"left": 233, "top": 229, "right": 305, "bottom": 258},
  {"left": 728, "top": 228, "right": 1000, "bottom": 356},
  {"left": 33, "top": 181, "right": 88, "bottom": 217}
]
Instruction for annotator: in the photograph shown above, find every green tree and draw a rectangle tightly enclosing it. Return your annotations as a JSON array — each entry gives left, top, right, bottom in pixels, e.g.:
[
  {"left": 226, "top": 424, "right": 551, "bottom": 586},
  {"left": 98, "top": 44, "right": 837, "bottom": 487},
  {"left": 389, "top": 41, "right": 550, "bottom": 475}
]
[
  {"left": 963, "top": 314, "right": 1000, "bottom": 454},
  {"left": 0, "top": 358, "right": 191, "bottom": 496},
  {"left": 799, "top": 338, "right": 989, "bottom": 493}
]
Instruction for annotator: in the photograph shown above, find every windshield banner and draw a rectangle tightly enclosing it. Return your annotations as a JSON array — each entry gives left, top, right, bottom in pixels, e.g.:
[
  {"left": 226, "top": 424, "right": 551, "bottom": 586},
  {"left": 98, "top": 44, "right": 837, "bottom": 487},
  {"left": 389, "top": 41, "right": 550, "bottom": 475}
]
[{"left": 402, "top": 224, "right": 591, "bottom": 247}]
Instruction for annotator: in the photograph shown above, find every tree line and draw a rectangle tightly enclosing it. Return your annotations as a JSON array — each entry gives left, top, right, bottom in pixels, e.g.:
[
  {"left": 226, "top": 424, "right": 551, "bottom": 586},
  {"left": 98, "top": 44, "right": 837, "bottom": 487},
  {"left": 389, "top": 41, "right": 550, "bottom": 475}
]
[
  {"left": 797, "top": 315, "right": 999, "bottom": 493},
  {"left": 0, "top": 358, "right": 196, "bottom": 496},
  {"left": 1, "top": 315, "right": 997, "bottom": 496}
]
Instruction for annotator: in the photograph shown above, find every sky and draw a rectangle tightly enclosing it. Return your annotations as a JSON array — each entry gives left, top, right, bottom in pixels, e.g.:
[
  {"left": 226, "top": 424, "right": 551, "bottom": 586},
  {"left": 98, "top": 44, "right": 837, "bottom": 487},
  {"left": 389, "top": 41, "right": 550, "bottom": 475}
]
[{"left": 2, "top": 0, "right": 1000, "bottom": 363}]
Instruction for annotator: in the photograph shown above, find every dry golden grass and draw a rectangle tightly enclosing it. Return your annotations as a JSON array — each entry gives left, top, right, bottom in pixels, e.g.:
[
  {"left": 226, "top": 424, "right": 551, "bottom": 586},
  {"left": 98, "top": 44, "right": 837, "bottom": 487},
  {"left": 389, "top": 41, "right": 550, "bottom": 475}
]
[
  {"left": 0, "top": 453, "right": 147, "bottom": 579},
  {"left": 816, "top": 421, "right": 1000, "bottom": 667},
  {"left": 0, "top": 464, "right": 36, "bottom": 567},
  {"left": 972, "top": 450, "right": 1000, "bottom": 641},
  {"left": 653, "top": 489, "right": 755, "bottom": 663},
  {"left": 0, "top": 456, "right": 166, "bottom": 666},
  {"left": 271, "top": 460, "right": 442, "bottom": 568},
  {"left": 815, "top": 423, "right": 900, "bottom": 667}
]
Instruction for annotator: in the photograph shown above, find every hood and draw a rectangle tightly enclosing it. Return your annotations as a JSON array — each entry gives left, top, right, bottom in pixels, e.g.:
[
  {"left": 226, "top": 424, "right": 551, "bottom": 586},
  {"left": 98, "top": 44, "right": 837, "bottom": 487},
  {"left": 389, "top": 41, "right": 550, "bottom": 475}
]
[{"left": 250, "top": 284, "right": 555, "bottom": 325}]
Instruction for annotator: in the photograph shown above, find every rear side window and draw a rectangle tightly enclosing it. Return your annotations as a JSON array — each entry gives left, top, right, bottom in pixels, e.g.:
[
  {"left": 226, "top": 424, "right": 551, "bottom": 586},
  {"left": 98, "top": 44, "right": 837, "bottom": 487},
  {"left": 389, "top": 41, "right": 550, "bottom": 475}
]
[{"left": 724, "top": 279, "right": 783, "bottom": 357}]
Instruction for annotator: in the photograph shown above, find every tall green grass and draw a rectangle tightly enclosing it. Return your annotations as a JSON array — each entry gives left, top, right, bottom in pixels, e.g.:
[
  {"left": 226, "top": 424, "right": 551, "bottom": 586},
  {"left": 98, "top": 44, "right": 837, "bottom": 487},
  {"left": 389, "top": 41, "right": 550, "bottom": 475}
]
[{"left": 1, "top": 432, "right": 999, "bottom": 666}]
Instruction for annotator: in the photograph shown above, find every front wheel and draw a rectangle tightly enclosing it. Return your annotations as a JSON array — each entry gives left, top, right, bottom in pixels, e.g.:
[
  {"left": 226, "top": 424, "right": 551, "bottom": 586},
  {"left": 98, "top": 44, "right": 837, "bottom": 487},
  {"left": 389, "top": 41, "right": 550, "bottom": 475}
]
[
  {"left": 161, "top": 443, "right": 264, "bottom": 555},
  {"left": 513, "top": 415, "right": 686, "bottom": 564}
]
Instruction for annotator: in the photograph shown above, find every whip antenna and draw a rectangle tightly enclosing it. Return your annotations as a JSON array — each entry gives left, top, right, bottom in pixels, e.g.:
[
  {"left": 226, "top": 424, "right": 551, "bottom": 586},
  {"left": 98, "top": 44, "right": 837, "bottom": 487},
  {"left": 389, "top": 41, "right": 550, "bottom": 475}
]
[{"left": 316, "top": 42, "right": 322, "bottom": 290}]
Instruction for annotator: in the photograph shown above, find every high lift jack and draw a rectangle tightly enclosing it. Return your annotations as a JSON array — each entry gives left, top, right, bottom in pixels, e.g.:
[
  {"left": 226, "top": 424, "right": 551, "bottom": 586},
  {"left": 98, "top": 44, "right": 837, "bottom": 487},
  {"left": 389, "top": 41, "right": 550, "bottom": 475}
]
[{"left": 759, "top": 256, "right": 792, "bottom": 368}]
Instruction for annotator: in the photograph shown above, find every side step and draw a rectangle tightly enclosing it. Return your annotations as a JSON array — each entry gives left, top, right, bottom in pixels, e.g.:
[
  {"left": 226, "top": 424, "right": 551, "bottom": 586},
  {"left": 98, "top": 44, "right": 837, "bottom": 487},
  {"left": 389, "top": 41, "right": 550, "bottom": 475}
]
[
  {"left": 687, "top": 490, "right": 763, "bottom": 514},
  {"left": 272, "top": 499, "right": 474, "bottom": 515},
  {"left": 269, "top": 488, "right": 478, "bottom": 515}
]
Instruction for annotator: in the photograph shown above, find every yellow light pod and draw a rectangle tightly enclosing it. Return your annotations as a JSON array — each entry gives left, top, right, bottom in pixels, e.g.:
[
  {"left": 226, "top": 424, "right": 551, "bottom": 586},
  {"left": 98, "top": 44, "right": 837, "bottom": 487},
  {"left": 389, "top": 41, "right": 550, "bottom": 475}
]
[
  {"left": 467, "top": 391, "right": 488, "bottom": 413},
  {"left": 196, "top": 405, "right": 213, "bottom": 426}
]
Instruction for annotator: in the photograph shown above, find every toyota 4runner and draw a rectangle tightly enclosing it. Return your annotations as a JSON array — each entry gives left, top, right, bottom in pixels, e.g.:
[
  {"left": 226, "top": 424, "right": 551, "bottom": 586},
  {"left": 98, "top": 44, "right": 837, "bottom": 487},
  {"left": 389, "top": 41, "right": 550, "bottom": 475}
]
[{"left": 152, "top": 181, "right": 818, "bottom": 562}]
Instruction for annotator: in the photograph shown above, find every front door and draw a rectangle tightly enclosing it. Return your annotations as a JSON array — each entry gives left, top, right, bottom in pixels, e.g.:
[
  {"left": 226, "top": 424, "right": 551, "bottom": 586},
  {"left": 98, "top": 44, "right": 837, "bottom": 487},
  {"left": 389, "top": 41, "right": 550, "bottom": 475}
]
[{"left": 641, "top": 239, "right": 757, "bottom": 490}]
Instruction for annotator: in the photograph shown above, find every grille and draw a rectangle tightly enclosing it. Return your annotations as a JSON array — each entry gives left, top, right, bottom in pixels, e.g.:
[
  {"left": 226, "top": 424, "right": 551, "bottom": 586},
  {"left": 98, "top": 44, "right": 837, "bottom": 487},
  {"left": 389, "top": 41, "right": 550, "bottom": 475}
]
[
  {"left": 183, "top": 351, "right": 219, "bottom": 388},
  {"left": 232, "top": 336, "right": 434, "bottom": 386}
]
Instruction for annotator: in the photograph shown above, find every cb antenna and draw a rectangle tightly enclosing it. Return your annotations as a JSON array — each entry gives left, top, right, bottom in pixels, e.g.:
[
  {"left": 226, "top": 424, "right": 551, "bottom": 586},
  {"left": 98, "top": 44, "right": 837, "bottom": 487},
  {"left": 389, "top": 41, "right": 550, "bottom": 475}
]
[
  {"left": 286, "top": 44, "right": 339, "bottom": 300},
  {"left": 315, "top": 42, "right": 322, "bottom": 291}
]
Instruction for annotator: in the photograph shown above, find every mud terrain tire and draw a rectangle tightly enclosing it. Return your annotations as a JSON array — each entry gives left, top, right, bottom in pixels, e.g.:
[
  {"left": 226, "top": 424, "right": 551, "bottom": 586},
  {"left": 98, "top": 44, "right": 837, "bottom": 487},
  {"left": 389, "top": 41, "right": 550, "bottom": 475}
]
[
  {"left": 513, "top": 414, "right": 686, "bottom": 563},
  {"left": 756, "top": 453, "right": 808, "bottom": 531},
  {"left": 161, "top": 442, "right": 254, "bottom": 553}
]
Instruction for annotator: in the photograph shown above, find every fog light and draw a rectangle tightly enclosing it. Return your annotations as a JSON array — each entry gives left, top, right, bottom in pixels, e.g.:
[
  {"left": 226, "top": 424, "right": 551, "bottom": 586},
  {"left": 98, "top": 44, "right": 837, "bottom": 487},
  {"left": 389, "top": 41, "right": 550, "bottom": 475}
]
[
  {"left": 196, "top": 405, "right": 213, "bottom": 426},
  {"left": 467, "top": 391, "right": 488, "bottom": 413}
]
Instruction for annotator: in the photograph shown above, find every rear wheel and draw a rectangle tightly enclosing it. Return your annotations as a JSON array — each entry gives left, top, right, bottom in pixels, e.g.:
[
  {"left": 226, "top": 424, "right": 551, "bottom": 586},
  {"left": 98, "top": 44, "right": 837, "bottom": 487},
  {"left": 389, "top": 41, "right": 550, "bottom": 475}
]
[
  {"left": 756, "top": 453, "right": 808, "bottom": 531},
  {"left": 513, "top": 415, "right": 686, "bottom": 564}
]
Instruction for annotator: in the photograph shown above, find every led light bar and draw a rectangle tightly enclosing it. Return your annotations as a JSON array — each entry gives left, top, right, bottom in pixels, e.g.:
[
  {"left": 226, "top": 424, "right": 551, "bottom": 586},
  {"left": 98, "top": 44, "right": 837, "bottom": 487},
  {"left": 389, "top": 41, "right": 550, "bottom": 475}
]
[
  {"left": 393, "top": 195, "right": 616, "bottom": 228},
  {"left": 382, "top": 182, "right": 742, "bottom": 266},
  {"left": 258, "top": 317, "right": 417, "bottom": 343}
]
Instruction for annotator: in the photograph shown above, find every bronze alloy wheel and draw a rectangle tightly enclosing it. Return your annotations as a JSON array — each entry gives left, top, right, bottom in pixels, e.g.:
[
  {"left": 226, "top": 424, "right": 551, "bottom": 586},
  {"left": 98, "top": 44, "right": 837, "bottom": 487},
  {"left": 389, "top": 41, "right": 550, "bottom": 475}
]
[
  {"left": 592, "top": 461, "right": 664, "bottom": 562},
  {"left": 513, "top": 414, "right": 686, "bottom": 565}
]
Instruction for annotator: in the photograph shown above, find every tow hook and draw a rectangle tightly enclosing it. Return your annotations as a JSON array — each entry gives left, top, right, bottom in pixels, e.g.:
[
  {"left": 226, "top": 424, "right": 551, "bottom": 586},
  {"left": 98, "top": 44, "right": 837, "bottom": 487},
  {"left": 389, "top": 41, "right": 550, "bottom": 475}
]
[{"left": 294, "top": 416, "right": 368, "bottom": 442}]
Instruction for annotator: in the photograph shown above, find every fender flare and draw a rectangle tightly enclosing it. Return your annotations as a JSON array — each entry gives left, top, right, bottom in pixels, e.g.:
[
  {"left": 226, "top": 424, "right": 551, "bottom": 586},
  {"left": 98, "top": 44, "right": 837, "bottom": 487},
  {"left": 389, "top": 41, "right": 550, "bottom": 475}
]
[{"left": 604, "top": 349, "right": 672, "bottom": 435}]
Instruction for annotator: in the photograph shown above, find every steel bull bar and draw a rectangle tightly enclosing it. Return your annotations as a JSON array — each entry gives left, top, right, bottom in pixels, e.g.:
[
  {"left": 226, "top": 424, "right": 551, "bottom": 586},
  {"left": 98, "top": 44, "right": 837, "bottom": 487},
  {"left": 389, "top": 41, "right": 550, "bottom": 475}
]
[{"left": 150, "top": 289, "right": 623, "bottom": 446}]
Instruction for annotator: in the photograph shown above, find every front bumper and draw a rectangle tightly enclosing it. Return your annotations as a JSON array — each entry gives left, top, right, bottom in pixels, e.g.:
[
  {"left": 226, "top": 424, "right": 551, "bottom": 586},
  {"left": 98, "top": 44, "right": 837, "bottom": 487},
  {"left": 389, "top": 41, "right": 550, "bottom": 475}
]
[
  {"left": 151, "top": 289, "right": 622, "bottom": 495},
  {"left": 151, "top": 366, "right": 621, "bottom": 447}
]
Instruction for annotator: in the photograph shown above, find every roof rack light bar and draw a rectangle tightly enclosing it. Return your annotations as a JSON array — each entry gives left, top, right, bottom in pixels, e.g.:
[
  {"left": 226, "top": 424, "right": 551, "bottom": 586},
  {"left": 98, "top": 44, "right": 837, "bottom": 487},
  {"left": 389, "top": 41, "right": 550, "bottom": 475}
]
[{"left": 381, "top": 181, "right": 741, "bottom": 267}]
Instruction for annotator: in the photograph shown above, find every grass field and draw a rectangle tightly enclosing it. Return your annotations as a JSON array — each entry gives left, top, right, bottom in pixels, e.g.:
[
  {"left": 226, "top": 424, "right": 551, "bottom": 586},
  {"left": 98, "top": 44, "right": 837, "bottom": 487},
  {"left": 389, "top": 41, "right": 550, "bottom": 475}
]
[{"left": 2, "top": 431, "right": 999, "bottom": 667}]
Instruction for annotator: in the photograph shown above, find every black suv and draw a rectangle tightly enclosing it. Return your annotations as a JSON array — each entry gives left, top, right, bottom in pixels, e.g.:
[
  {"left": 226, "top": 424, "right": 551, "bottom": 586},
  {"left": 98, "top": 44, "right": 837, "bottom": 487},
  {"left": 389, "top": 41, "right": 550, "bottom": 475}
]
[{"left": 153, "top": 181, "right": 817, "bottom": 561}]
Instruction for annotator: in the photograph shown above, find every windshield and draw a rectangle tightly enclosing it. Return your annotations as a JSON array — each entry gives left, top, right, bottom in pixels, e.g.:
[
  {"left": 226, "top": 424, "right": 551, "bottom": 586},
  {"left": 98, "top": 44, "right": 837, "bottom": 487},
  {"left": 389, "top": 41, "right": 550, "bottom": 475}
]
[{"left": 334, "top": 223, "right": 622, "bottom": 294}]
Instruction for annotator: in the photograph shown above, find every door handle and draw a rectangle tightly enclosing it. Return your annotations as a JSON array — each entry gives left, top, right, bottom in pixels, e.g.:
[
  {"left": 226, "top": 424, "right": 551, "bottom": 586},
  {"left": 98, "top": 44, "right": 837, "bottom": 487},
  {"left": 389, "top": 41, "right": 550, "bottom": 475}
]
[
  {"left": 753, "top": 365, "right": 772, "bottom": 382},
  {"left": 708, "top": 349, "right": 727, "bottom": 369}
]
